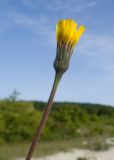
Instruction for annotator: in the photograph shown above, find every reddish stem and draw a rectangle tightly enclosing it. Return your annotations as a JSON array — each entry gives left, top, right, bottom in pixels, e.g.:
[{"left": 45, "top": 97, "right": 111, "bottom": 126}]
[{"left": 26, "top": 72, "right": 62, "bottom": 160}]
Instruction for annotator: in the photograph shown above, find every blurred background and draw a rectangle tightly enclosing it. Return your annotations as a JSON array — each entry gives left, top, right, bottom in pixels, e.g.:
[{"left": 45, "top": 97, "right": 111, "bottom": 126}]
[{"left": 0, "top": 0, "right": 114, "bottom": 160}]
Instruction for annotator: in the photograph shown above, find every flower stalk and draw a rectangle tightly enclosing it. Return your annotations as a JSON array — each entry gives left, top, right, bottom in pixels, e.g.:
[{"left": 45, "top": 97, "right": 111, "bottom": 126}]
[
  {"left": 26, "top": 71, "right": 63, "bottom": 160},
  {"left": 26, "top": 18, "right": 85, "bottom": 160}
]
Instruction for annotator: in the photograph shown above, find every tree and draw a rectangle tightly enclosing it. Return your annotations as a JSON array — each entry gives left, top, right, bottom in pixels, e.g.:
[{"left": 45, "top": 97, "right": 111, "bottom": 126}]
[{"left": 9, "top": 89, "right": 21, "bottom": 102}]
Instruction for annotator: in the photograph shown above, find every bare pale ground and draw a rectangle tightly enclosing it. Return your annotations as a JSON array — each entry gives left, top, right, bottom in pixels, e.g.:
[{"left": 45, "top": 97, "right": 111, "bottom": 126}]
[{"left": 18, "top": 147, "right": 114, "bottom": 160}]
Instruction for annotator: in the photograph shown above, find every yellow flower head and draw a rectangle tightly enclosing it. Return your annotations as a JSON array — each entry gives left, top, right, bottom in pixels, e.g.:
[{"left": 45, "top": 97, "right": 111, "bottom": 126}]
[
  {"left": 54, "top": 19, "right": 85, "bottom": 74},
  {"left": 56, "top": 19, "right": 85, "bottom": 47}
]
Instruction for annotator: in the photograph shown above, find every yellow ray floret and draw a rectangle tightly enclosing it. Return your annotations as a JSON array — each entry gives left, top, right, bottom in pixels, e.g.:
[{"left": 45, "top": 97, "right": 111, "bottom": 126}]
[{"left": 56, "top": 19, "right": 85, "bottom": 47}]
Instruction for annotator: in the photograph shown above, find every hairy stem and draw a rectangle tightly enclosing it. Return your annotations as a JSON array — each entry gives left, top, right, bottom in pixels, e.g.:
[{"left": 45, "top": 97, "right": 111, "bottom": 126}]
[{"left": 26, "top": 72, "right": 63, "bottom": 160}]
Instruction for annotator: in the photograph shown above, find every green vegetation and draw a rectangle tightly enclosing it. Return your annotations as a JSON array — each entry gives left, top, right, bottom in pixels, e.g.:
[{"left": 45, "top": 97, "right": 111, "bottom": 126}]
[
  {"left": 0, "top": 100, "right": 114, "bottom": 159},
  {"left": 0, "top": 100, "right": 114, "bottom": 143}
]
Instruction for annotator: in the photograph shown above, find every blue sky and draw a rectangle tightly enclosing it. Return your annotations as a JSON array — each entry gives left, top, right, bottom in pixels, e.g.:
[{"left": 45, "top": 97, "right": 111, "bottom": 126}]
[{"left": 0, "top": 0, "right": 114, "bottom": 106}]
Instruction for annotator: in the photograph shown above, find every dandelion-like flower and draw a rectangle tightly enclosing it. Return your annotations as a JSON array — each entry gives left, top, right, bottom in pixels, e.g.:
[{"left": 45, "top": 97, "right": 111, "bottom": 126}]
[
  {"left": 26, "top": 18, "right": 85, "bottom": 160},
  {"left": 54, "top": 19, "right": 85, "bottom": 74}
]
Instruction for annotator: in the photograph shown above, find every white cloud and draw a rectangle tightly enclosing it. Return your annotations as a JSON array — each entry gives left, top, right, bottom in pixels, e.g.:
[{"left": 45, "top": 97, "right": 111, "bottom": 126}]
[
  {"left": 69, "top": 0, "right": 99, "bottom": 13},
  {"left": 19, "top": 0, "right": 100, "bottom": 13},
  {"left": 78, "top": 33, "right": 114, "bottom": 56},
  {"left": 12, "top": 12, "right": 54, "bottom": 36},
  {"left": 9, "top": 11, "right": 56, "bottom": 45},
  {"left": 77, "top": 32, "right": 114, "bottom": 74},
  {"left": 0, "top": 9, "right": 53, "bottom": 35},
  {"left": 44, "top": 0, "right": 100, "bottom": 13}
]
